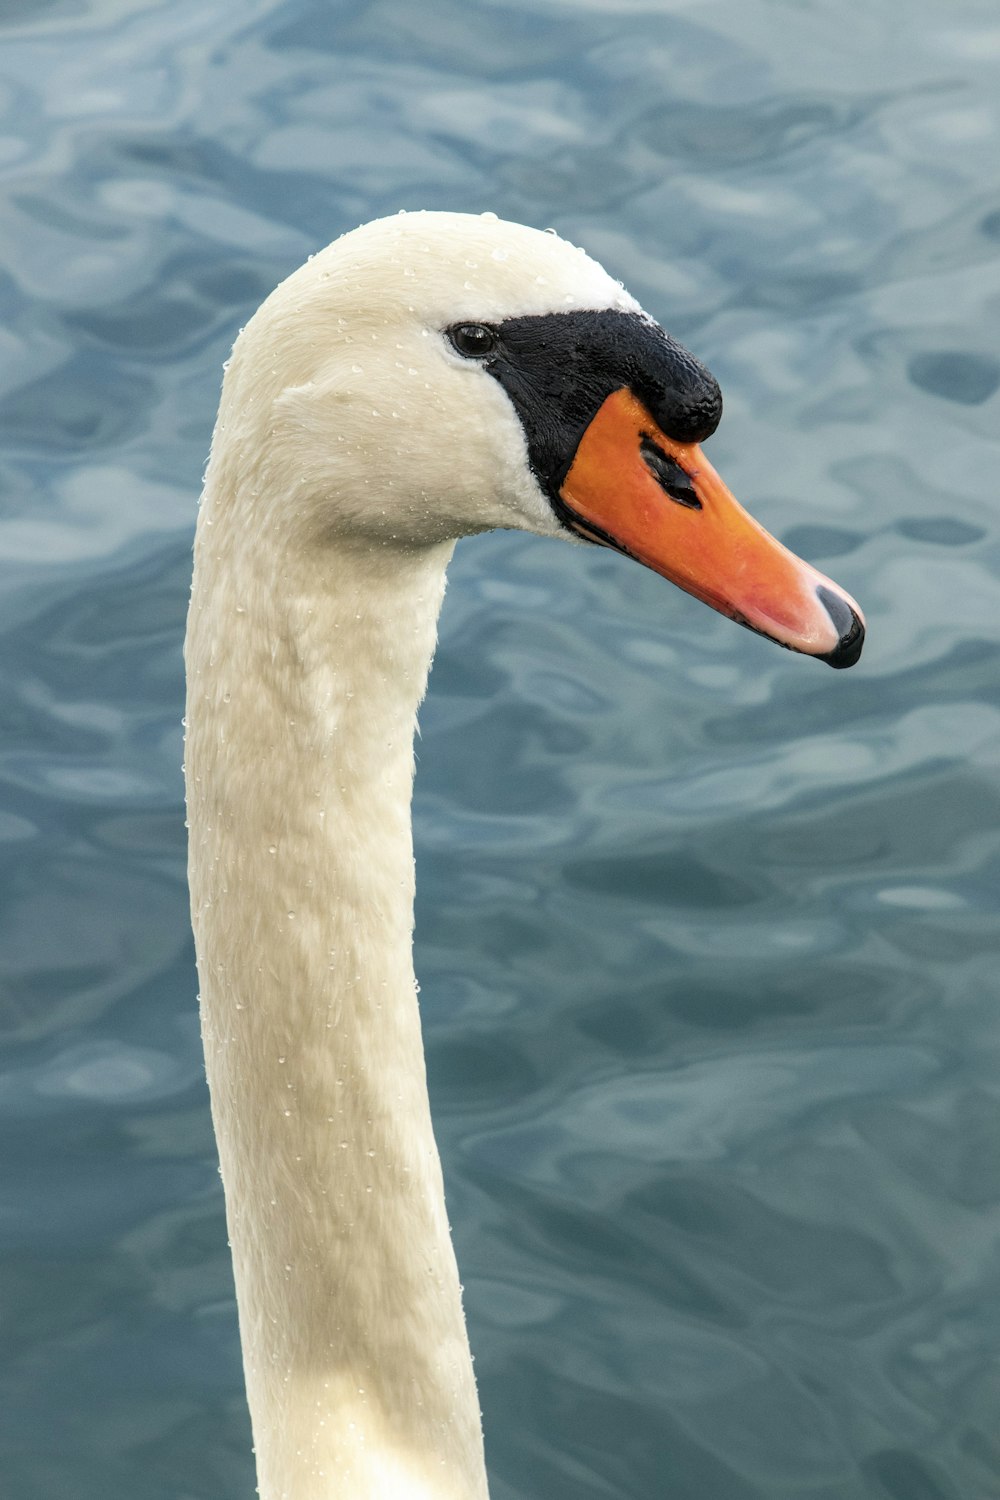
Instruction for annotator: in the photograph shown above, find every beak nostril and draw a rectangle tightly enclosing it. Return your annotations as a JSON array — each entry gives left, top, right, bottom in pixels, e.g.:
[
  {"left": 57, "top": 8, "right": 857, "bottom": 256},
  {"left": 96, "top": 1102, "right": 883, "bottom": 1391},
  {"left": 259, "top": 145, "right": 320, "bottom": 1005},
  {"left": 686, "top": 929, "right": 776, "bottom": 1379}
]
[
  {"left": 816, "top": 585, "right": 865, "bottom": 669},
  {"left": 639, "top": 434, "right": 701, "bottom": 509}
]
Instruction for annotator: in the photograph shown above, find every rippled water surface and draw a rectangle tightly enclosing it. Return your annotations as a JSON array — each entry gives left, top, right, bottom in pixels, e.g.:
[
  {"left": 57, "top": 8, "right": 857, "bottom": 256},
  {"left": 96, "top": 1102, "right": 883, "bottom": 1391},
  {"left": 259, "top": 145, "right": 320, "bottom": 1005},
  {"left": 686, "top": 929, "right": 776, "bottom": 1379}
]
[{"left": 3, "top": 2, "right": 1000, "bottom": 1496}]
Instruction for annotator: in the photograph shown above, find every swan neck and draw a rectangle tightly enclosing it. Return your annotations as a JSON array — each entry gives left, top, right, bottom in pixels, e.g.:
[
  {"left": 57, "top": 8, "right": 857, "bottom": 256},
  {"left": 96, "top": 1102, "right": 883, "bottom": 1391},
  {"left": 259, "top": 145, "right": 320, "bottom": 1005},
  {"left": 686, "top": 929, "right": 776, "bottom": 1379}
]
[{"left": 185, "top": 520, "right": 487, "bottom": 1500}]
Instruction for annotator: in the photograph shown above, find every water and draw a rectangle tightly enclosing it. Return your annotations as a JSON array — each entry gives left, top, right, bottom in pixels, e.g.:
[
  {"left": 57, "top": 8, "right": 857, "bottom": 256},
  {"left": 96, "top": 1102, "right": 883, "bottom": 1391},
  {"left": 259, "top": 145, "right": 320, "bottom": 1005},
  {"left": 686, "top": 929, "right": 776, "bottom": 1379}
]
[{"left": 2, "top": 1, "right": 999, "bottom": 1496}]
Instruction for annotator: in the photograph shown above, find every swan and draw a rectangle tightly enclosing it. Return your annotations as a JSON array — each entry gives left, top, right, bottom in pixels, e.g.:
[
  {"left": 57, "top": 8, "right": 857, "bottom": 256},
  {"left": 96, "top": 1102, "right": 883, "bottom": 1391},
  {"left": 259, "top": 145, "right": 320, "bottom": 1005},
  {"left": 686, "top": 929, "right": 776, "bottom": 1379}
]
[{"left": 184, "top": 209, "right": 864, "bottom": 1500}]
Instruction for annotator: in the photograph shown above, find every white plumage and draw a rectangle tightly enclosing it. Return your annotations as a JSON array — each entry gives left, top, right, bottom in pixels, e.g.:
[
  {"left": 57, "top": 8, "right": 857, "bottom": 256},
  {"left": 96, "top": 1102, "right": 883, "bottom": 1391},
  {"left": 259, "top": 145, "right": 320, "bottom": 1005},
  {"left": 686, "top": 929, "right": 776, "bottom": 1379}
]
[{"left": 185, "top": 209, "right": 862, "bottom": 1500}]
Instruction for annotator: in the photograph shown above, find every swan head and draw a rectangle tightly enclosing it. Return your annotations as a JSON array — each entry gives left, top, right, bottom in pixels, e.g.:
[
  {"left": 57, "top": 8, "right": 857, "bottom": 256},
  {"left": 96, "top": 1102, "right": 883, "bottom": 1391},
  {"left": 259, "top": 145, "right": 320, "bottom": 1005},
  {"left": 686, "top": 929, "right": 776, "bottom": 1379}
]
[{"left": 217, "top": 210, "right": 864, "bottom": 667}]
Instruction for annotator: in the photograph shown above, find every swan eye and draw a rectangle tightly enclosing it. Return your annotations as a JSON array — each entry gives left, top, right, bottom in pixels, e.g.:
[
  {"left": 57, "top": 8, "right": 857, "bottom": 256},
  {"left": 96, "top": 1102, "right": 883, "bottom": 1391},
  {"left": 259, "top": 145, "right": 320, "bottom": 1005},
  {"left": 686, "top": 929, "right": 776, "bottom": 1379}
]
[{"left": 447, "top": 323, "right": 498, "bottom": 359}]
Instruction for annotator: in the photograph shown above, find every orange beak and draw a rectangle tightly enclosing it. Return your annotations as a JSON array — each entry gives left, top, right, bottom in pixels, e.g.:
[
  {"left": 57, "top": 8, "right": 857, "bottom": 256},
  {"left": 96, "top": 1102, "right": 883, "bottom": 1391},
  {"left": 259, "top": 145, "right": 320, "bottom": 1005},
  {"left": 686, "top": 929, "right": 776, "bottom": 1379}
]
[{"left": 559, "top": 388, "right": 864, "bottom": 667}]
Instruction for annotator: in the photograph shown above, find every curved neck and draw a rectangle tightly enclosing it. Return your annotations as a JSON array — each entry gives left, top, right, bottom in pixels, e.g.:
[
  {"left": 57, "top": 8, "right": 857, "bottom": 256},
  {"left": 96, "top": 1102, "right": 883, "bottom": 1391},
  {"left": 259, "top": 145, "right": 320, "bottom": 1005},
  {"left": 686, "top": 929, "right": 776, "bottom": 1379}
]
[{"left": 185, "top": 512, "right": 487, "bottom": 1500}]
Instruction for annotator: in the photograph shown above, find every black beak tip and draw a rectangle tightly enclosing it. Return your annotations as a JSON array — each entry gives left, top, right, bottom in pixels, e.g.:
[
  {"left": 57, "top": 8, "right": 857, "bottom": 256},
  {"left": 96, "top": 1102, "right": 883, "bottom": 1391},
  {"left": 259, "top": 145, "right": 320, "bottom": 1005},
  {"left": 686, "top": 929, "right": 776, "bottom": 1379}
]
[{"left": 816, "top": 585, "right": 865, "bottom": 669}]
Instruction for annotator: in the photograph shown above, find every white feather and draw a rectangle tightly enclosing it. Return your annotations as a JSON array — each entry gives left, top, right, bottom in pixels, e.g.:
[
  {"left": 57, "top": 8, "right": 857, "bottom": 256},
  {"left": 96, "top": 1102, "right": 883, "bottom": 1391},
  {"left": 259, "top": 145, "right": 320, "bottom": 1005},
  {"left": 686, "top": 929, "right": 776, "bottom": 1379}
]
[{"left": 186, "top": 211, "right": 644, "bottom": 1500}]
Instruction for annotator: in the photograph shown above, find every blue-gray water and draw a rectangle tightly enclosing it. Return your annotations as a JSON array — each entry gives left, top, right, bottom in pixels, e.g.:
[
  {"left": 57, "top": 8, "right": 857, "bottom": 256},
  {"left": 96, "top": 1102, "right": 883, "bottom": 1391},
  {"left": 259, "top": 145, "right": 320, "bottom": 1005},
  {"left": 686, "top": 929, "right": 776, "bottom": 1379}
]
[{"left": 2, "top": 2, "right": 999, "bottom": 1497}]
